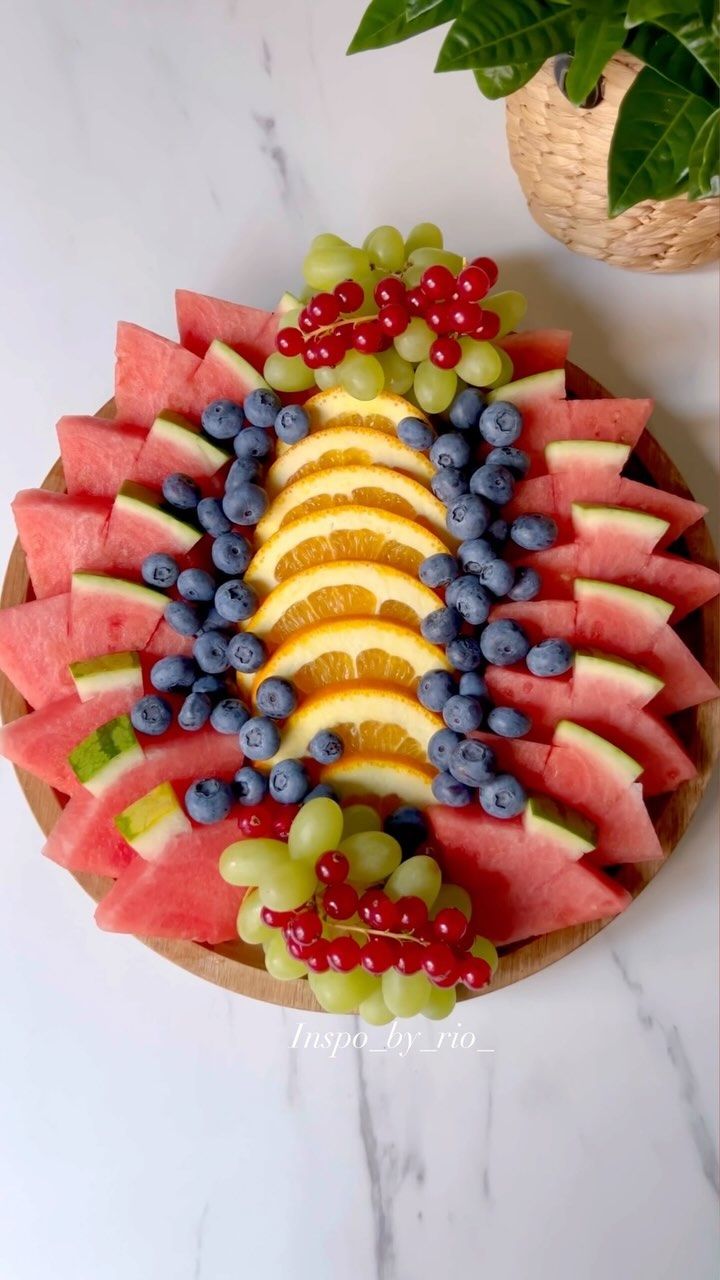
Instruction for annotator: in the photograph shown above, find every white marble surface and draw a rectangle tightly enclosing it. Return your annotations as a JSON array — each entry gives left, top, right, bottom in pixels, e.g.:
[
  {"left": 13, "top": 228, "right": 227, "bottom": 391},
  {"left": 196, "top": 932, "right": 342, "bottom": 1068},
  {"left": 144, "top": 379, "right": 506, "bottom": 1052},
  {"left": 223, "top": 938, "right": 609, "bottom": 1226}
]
[{"left": 0, "top": 3, "right": 718, "bottom": 1278}]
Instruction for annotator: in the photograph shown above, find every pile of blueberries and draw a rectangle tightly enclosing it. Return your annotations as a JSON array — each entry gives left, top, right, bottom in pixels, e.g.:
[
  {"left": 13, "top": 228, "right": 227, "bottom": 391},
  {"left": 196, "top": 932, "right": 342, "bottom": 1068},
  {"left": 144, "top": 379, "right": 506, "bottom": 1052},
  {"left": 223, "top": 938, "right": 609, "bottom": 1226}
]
[{"left": 398, "top": 388, "right": 574, "bottom": 815}]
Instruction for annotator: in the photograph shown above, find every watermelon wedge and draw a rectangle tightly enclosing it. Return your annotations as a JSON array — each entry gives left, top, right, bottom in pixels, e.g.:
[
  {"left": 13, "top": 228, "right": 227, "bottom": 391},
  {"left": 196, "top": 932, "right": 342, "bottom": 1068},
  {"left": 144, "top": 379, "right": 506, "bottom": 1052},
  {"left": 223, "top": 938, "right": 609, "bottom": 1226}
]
[
  {"left": 188, "top": 339, "right": 270, "bottom": 410},
  {"left": 114, "top": 323, "right": 202, "bottom": 427},
  {"left": 12, "top": 490, "right": 111, "bottom": 598},
  {"left": 94, "top": 819, "right": 245, "bottom": 943},
  {"left": 0, "top": 688, "right": 140, "bottom": 794},
  {"left": 70, "top": 573, "right": 167, "bottom": 654},
  {"left": 57, "top": 416, "right": 147, "bottom": 497},
  {"left": 497, "top": 329, "right": 572, "bottom": 380},
  {"left": 130, "top": 412, "right": 231, "bottom": 489},
  {"left": 427, "top": 805, "right": 631, "bottom": 945},
  {"left": 516, "top": 397, "right": 652, "bottom": 469},
  {"left": 487, "top": 368, "right": 566, "bottom": 411},
  {"left": 102, "top": 482, "right": 204, "bottom": 578},
  {"left": 0, "top": 593, "right": 73, "bottom": 708},
  {"left": 176, "top": 289, "right": 278, "bottom": 366}
]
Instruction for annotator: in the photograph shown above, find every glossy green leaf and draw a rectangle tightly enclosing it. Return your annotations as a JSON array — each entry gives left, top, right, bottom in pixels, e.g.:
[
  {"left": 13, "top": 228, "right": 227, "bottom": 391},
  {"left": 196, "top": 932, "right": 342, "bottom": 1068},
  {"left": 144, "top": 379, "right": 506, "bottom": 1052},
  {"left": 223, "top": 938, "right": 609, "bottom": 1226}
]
[
  {"left": 436, "top": 0, "right": 575, "bottom": 72},
  {"left": 473, "top": 58, "right": 546, "bottom": 99},
  {"left": 626, "top": 24, "right": 719, "bottom": 103},
  {"left": 565, "top": 2, "right": 627, "bottom": 105},
  {"left": 347, "top": 0, "right": 458, "bottom": 53},
  {"left": 625, "top": 1, "right": 719, "bottom": 85},
  {"left": 688, "top": 108, "right": 720, "bottom": 198},
  {"left": 405, "top": 0, "right": 463, "bottom": 19},
  {"left": 608, "top": 67, "right": 715, "bottom": 214}
]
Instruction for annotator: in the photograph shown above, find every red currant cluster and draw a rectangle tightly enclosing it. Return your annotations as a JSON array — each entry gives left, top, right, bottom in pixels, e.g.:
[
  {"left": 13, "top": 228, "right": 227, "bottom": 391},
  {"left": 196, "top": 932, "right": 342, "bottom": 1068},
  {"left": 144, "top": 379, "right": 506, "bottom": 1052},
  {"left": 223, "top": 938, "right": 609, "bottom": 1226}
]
[
  {"left": 275, "top": 256, "right": 500, "bottom": 373},
  {"left": 259, "top": 848, "right": 493, "bottom": 991},
  {"left": 238, "top": 799, "right": 300, "bottom": 842}
]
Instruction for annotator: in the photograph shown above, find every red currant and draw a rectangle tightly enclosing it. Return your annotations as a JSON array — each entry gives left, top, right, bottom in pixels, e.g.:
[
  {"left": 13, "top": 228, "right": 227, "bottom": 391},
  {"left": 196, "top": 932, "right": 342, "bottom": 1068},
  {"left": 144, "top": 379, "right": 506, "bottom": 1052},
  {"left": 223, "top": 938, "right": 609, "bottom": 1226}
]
[
  {"left": 323, "top": 883, "right": 358, "bottom": 921},
  {"left": 298, "top": 308, "right": 315, "bottom": 334},
  {"left": 309, "top": 292, "right": 341, "bottom": 326},
  {"left": 395, "top": 940, "right": 424, "bottom": 975},
  {"left": 396, "top": 896, "right": 428, "bottom": 932},
  {"left": 353, "top": 320, "right": 383, "bottom": 354},
  {"left": 455, "top": 923, "right": 476, "bottom": 952},
  {"left": 260, "top": 906, "right": 294, "bottom": 929},
  {"left": 272, "top": 805, "right": 300, "bottom": 840},
  {"left": 374, "top": 277, "right": 406, "bottom": 308},
  {"left": 305, "top": 939, "right": 330, "bottom": 973},
  {"left": 327, "top": 935, "right": 362, "bottom": 973},
  {"left": 303, "top": 341, "right": 323, "bottom": 369},
  {"left": 378, "top": 304, "right": 409, "bottom": 337},
  {"left": 457, "top": 265, "right": 490, "bottom": 301},
  {"left": 421, "top": 264, "right": 456, "bottom": 302},
  {"left": 470, "top": 256, "right": 499, "bottom": 287},
  {"left": 334, "top": 279, "right": 364, "bottom": 313},
  {"left": 422, "top": 942, "right": 459, "bottom": 985},
  {"left": 414, "top": 921, "right": 436, "bottom": 945},
  {"left": 429, "top": 337, "right": 461, "bottom": 369},
  {"left": 361, "top": 937, "right": 397, "bottom": 975},
  {"left": 433, "top": 970, "right": 460, "bottom": 989},
  {"left": 470, "top": 310, "right": 501, "bottom": 340},
  {"left": 286, "top": 936, "right": 312, "bottom": 960},
  {"left": 316, "top": 334, "right": 346, "bottom": 367},
  {"left": 425, "top": 304, "right": 453, "bottom": 335},
  {"left": 368, "top": 894, "right": 400, "bottom": 932},
  {"left": 461, "top": 957, "right": 492, "bottom": 990},
  {"left": 449, "top": 301, "right": 482, "bottom": 334},
  {"left": 315, "top": 851, "right": 349, "bottom": 885},
  {"left": 290, "top": 910, "right": 323, "bottom": 946},
  {"left": 432, "top": 907, "right": 468, "bottom": 944},
  {"left": 358, "top": 890, "right": 383, "bottom": 925},
  {"left": 276, "top": 327, "right": 305, "bottom": 357},
  {"left": 406, "top": 286, "right": 427, "bottom": 315}
]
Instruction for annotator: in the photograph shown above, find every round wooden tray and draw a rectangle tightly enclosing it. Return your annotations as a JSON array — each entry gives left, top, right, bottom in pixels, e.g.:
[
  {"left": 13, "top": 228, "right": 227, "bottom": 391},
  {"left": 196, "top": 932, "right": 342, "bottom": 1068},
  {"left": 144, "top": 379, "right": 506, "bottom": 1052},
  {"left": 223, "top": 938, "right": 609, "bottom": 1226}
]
[{"left": 1, "top": 363, "right": 718, "bottom": 1009}]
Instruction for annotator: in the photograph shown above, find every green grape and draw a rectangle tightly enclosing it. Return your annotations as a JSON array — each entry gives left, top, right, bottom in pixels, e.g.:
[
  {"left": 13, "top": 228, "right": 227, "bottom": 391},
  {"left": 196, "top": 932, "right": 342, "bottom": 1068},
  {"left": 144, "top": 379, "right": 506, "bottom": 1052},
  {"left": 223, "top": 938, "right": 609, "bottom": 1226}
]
[
  {"left": 423, "top": 984, "right": 457, "bottom": 1021},
  {"left": 314, "top": 365, "right": 339, "bottom": 391},
  {"left": 259, "top": 859, "right": 318, "bottom": 912},
  {"left": 341, "top": 804, "right": 382, "bottom": 838},
  {"left": 404, "top": 222, "right": 444, "bottom": 255},
  {"left": 264, "top": 352, "right": 316, "bottom": 393},
  {"left": 303, "top": 246, "right": 371, "bottom": 290},
  {"left": 471, "top": 936, "right": 499, "bottom": 973},
  {"left": 288, "top": 798, "right": 344, "bottom": 862},
  {"left": 408, "top": 247, "right": 464, "bottom": 273},
  {"left": 413, "top": 361, "right": 457, "bottom": 414},
  {"left": 308, "top": 968, "right": 376, "bottom": 1013},
  {"left": 264, "top": 932, "right": 307, "bottom": 981},
  {"left": 236, "top": 888, "right": 275, "bottom": 945},
  {"left": 277, "top": 307, "right": 302, "bottom": 331},
  {"left": 382, "top": 968, "right": 432, "bottom": 1017},
  {"left": 385, "top": 854, "right": 441, "bottom": 908},
  {"left": 359, "top": 985, "right": 395, "bottom": 1026},
  {"left": 487, "top": 346, "right": 514, "bottom": 388},
  {"left": 339, "top": 830, "right": 402, "bottom": 885},
  {"left": 219, "top": 838, "right": 288, "bottom": 887},
  {"left": 364, "top": 225, "right": 406, "bottom": 273},
  {"left": 338, "top": 351, "right": 385, "bottom": 401},
  {"left": 456, "top": 338, "right": 503, "bottom": 388},
  {"left": 483, "top": 290, "right": 528, "bottom": 338},
  {"left": 378, "top": 347, "right": 414, "bottom": 396},
  {"left": 430, "top": 883, "right": 472, "bottom": 920},
  {"left": 345, "top": 273, "right": 379, "bottom": 317},
  {"left": 393, "top": 317, "right": 434, "bottom": 363},
  {"left": 300, "top": 284, "right": 315, "bottom": 302},
  {"left": 402, "top": 264, "right": 424, "bottom": 289},
  {"left": 311, "top": 232, "right": 349, "bottom": 251}
]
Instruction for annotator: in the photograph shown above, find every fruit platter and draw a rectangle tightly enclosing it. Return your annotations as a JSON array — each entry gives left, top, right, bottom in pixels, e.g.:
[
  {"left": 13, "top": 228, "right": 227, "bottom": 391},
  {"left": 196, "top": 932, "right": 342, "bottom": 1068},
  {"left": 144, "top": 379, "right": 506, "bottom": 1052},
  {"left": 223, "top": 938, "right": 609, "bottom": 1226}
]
[{"left": 1, "top": 223, "right": 718, "bottom": 1024}]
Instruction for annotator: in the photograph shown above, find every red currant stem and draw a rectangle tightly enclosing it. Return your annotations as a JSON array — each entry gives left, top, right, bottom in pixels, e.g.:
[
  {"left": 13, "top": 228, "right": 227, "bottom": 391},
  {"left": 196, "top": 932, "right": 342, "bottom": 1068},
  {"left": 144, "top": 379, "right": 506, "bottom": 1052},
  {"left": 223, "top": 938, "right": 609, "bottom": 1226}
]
[{"left": 316, "top": 905, "right": 455, "bottom": 947}]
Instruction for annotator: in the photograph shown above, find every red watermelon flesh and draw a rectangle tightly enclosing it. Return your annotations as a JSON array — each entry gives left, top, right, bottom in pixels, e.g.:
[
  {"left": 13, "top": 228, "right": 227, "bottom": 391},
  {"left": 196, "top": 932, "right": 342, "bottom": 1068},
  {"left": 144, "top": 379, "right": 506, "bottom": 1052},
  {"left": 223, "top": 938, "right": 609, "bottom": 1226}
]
[
  {"left": 426, "top": 806, "right": 631, "bottom": 945},
  {"left": 12, "top": 490, "right": 111, "bottom": 598},
  {"left": 144, "top": 619, "right": 195, "bottom": 658},
  {"left": 0, "top": 687, "right": 139, "bottom": 794},
  {"left": 102, "top": 484, "right": 204, "bottom": 580},
  {"left": 57, "top": 416, "right": 147, "bottom": 497},
  {"left": 114, "top": 323, "right": 202, "bottom": 427},
  {"left": 508, "top": 473, "right": 705, "bottom": 547},
  {"left": 130, "top": 414, "right": 230, "bottom": 489},
  {"left": 497, "top": 329, "right": 572, "bottom": 379},
  {"left": 542, "top": 742, "right": 662, "bottom": 865},
  {"left": 188, "top": 339, "right": 268, "bottom": 412},
  {"left": 517, "top": 398, "right": 652, "bottom": 471},
  {"left": 176, "top": 288, "right": 278, "bottom": 366},
  {"left": 0, "top": 594, "right": 73, "bottom": 708},
  {"left": 70, "top": 573, "right": 167, "bottom": 655},
  {"left": 94, "top": 819, "right": 245, "bottom": 943}
]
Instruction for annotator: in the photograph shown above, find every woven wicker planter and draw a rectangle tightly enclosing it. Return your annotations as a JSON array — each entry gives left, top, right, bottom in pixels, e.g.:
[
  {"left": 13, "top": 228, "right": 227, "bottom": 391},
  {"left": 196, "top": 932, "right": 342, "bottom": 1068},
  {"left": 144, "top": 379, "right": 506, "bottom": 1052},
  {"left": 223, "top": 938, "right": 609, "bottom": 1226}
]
[{"left": 506, "top": 52, "right": 720, "bottom": 273}]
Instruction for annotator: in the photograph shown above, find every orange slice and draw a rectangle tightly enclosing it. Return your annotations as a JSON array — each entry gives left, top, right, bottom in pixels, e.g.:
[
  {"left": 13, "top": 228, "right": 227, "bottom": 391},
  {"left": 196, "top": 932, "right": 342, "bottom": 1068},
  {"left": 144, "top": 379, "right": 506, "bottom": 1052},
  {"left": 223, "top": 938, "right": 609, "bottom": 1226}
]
[
  {"left": 322, "top": 755, "right": 435, "bottom": 808},
  {"left": 267, "top": 684, "right": 442, "bottom": 765},
  {"left": 266, "top": 426, "right": 434, "bottom": 497},
  {"left": 274, "top": 387, "right": 429, "bottom": 456}
]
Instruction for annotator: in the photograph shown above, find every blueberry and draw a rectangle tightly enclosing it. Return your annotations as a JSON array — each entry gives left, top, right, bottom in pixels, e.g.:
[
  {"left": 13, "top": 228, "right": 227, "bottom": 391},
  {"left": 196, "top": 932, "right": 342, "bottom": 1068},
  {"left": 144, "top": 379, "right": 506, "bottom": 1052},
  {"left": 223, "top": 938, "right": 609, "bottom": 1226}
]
[
  {"left": 234, "top": 425, "right": 273, "bottom": 462},
  {"left": 428, "top": 727, "right": 462, "bottom": 770},
  {"left": 239, "top": 716, "right": 281, "bottom": 761},
  {"left": 307, "top": 729, "right": 344, "bottom": 764},
  {"left": 420, "top": 606, "right": 462, "bottom": 645},
  {"left": 459, "top": 671, "right": 488, "bottom": 699},
  {"left": 177, "top": 568, "right": 216, "bottom": 604},
  {"left": 480, "top": 620, "right": 531, "bottom": 667},
  {"left": 458, "top": 537, "right": 495, "bottom": 574},
  {"left": 526, "top": 637, "right": 574, "bottom": 677},
  {"left": 142, "top": 552, "right": 179, "bottom": 590},
  {"left": 214, "top": 579, "right": 257, "bottom": 623},
  {"left": 477, "top": 558, "right": 515, "bottom": 598},
  {"left": 418, "top": 553, "right": 459, "bottom": 589},
  {"left": 508, "top": 566, "right": 541, "bottom": 601},
  {"left": 193, "top": 631, "right": 230, "bottom": 674},
  {"left": 202, "top": 399, "right": 245, "bottom": 440},
  {"left": 430, "top": 432, "right": 471, "bottom": 470},
  {"left": 449, "top": 388, "right": 485, "bottom": 432},
  {"left": 431, "top": 466, "right": 469, "bottom": 505},
  {"left": 487, "top": 445, "right": 530, "bottom": 478},
  {"left": 445, "top": 575, "right": 492, "bottom": 625},
  {"left": 178, "top": 692, "right": 212, "bottom": 731},
  {"left": 185, "top": 777, "right": 234, "bottom": 824},
  {"left": 193, "top": 674, "right": 226, "bottom": 695},
  {"left": 234, "top": 765, "right": 268, "bottom": 806},
  {"left": 269, "top": 759, "right": 309, "bottom": 804},
  {"left": 383, "top": 806, "right": 427, "bottom": 855},
  {"left": 304, "top": 784, "right": 338, "bottom": 804},
  {"left": 226, "top": 457, "right": 259, "bottom": 489},
  {"left": 487, "top": 706, "right": 532, "bottom": 738},
  {"left": 150, "top": 656, "right": 197, "bottom": 692},
  {"left": 479, "top": 401, "right": 523, "bottom": 446},
  {"left": 442, "top": 694, "right": 484, "bottom": 734},
  {"left": 164, "top": 600, "right": 204, "bottom": 637},
  {"left": 417, "top": 669, "right": 456, "bottom": 712},
  {"left": 201, "top": 606, "right": 233, "bottom": 633},
  {"left": 212, "top": 532, "right": 252, "bottom": 575},
  {"left": 397, "top": 416, "right": 435, "bottom": 452},
  {"left": 210, "top": 697, "right": 251, "bottom": 735},
  {"left": 131, "top": 694, "right": 173, "bottom": 737},
  {"left": 480, "top": 773, "right": 526, "bottom": 819},
  {"left": 489, "top": 518, "right": 509, "bottom": 545},
  {"left": 197, "top": 497, "right": 232, "bottom": 537},
  {"left": 222, "top": 483, "right": 269, "bottom": 526},
  {"left": 470, "top": 464, "right": 515, "bottom": 506},
  {"left": 275, "top": 404, "right": 310, "bottom": 445},
  {"left": 510, "top": 514, "right": 558, "bottom": 551},
  {"left": 446, "top": 635, "right": 484, "bottom": 672},
  {"left": 244, "top": 388, "right": 281, "bottom": 429},
  {"left": 446, "top": 494, "right": 491, "bottom": 540},
  {"left": 162, "top": 472, "right": 200, "bottom": 511},
  {"left": 449, "top": 739, "right": 496, "bottom": 787},
  {"left": 431, "top": 772, "right": 473, "bottom": 807},
  {"left": 255, "top": 676, "right": 297, "bottom": 719},
  {"left": 226, "top": 633, "right": 265, "bottom": 675}
]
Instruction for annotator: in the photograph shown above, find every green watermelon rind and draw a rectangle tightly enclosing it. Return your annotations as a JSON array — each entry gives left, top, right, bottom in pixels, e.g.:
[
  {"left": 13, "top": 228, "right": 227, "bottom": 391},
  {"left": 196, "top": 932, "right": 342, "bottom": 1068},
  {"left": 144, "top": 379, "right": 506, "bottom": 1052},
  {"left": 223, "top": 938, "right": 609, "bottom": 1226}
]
[
  {"left": 572, "top": 502, "right": 669, "bottom": 548},
  {"left": 575, "top": 650, "right": 665, "bottom": 703},
  {"left": 573, "top": 577, "right": 675, "bottom": 627},
  {"left": 553, "top": 720, "right": 643, "bottom": 786},
  {"left": 150, "top": 412, "right": 232, "bottom": 473},
  {"left": 545, "top": 439, "right": 631, "bottom": 472},
  {"left": 69, "top": 650, "right": 142, "bottom": 701},
  {"left": 487, "top": 368, "right": 565, "bottom": 407},
  {"left": 114, "top": 782, "right": 191, "bottom": 860},
  {"left": 524, "top": 794, "right": 597, "bottom": 860},
  {"left": 69, "top": 714, "right": 144, "bottom": 796},
  {"left": 115, "top": 482, "right": 203, "bottom": 552}
]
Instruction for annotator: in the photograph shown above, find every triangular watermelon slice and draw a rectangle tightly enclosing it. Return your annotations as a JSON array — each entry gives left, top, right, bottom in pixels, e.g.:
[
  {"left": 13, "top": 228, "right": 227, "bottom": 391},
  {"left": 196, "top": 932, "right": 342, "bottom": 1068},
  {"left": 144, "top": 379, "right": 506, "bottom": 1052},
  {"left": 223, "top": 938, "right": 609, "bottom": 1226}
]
[
  {"left": 188, "top": 339, "right": 270, "bottom": 412},
  {"left": 516, "top": 397, "right": 652, "bottom": 469},
  {"left": 70, "top": 573, "right": 167, "bottom": 654},
  {"left": 0, "top": 687, "right": 140, "bottom": 794},
  {"left": 12, "top": 490, "right": 111, "bottom": 598},
  {"left": 487, "top": 367, "right": 566, "bottom": 411},
  {"left": 497, "top": 329, "right": 572, "bottom": 380},
  {"left": 102, "top": 482, "right": 204, "bottom": 579},
  {"left": 175, "top": 289, "right": 278, "bottom": 366},
  {"left": 0, "top": 593, "right": 73, "bottom": 708},
  {"left": 130, "top": 411, "right": 231, "bottom": 489},
  {"left": 57, "top": 415, "right": 148, "bottom": 497},
  {"left": 114, "top": 323, "right": 202, "bottom": 427}
]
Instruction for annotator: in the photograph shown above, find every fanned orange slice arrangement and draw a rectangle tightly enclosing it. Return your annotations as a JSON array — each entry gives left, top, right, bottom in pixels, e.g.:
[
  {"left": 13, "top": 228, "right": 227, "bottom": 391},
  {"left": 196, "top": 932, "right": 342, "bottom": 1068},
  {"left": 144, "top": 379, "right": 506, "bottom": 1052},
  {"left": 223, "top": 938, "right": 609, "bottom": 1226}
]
[{"left": 0, "top": 221, "right": 718, "bottom": 1025}]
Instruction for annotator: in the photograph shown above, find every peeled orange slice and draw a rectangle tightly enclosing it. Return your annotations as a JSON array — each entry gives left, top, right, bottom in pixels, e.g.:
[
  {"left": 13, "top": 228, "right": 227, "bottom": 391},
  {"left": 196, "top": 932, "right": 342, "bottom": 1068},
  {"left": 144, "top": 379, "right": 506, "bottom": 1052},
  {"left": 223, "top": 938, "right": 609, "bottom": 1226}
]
[
  {"left": 244, "top": 506, "right": 450, "bottom": 596},
  {"left": 256, "top": 465, "right": 448, "bottom": 544},
  {"left": 322, "top": 755, "right": 435, "bottom": 808},
  {"left": 268, "top": 684, "right": 443, "bottom": 764},
  {"left": 243, "top": 560, "right": 440, "bottom": 647},
  {"left": 274, "top": 387, "right": 430, "bottom": 456},
  {"left": 266, "top": 426, "right": 434, "bottom": 496}
]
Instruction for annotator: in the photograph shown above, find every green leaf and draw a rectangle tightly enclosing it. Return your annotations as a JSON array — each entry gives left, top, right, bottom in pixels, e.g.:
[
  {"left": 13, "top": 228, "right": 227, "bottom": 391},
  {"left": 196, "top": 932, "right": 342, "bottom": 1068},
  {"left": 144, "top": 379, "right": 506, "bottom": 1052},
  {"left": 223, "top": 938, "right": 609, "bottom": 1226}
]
[
  {"left": 405, "top": 0, "right": 462, "bottom": 18},
  {"left": 625, "top": 1, "right": 719, "bottom": 85},
  {"left": 608, "top": 66, "right": 715, "bottom": 214},
  {"left": 347, "top": 0, "right": 459, "bottom": 53},
  {"left": 436, "top": 0, "right": 575, "bottom": 72},
  {"left": 626, "top": 23, "right": 719, "bottom": 103},
  {"left": 473, "top": 58, "right": 546, "bottom": 99},
  {"left": 565, "top": 2, "right": 626, "bottom": 105},
  {"left": 688, "top": 108, "right": 720, "bottom": 198}
]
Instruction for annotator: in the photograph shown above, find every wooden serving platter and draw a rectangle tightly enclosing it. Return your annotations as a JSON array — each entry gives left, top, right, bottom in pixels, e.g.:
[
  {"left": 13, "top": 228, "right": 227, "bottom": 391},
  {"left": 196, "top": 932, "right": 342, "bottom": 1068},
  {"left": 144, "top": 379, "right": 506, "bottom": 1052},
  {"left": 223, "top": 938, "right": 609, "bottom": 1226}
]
[{"left": 1, "top": 363, "right": 718, "bottom": 1010}]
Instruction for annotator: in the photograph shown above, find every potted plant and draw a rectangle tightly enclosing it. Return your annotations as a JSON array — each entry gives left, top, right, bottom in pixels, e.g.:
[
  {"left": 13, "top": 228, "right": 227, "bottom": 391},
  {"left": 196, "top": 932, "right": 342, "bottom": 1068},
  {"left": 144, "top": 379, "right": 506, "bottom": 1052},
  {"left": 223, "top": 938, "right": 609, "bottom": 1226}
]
[{"left": 348, "top": 1, "right": 719, "bottom": 272}]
